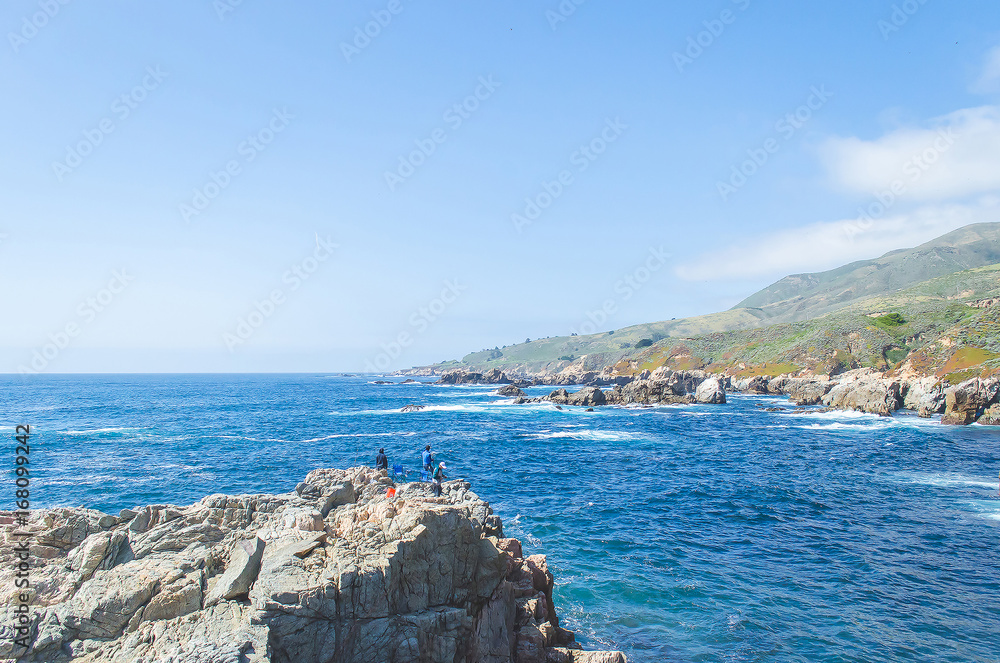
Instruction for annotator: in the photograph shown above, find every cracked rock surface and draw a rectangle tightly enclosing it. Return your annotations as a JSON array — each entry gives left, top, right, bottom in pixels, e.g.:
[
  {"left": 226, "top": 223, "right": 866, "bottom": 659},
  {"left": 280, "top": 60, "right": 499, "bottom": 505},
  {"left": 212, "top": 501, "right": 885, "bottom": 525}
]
[{"left": 0, "top": 467, "right": 626, "bottom": 663}]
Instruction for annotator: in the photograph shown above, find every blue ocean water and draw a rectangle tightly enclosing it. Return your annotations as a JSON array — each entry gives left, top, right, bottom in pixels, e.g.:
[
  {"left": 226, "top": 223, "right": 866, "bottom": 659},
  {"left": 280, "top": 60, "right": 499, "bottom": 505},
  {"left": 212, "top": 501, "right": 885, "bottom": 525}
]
[{"left": 2, "top": 374, "right": 1000, "bottom": 662}]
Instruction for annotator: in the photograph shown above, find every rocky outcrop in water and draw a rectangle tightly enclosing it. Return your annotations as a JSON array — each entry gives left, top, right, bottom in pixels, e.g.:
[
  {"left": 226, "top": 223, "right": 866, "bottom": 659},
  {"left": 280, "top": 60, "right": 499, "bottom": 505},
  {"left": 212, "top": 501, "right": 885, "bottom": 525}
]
[
  {"left": 821, "top": 376, "right": 902, "bottom": 416},
  {"left": 545, "top": 387, "right": 607, "bottom": 407},
  {"left": 901, "top": 376, "right": 946, "bottom": 417},
  {"left": 941, "top": 377, "right": 1000, "bottom": 425},
  {"left": 438, "top": 369, "right": 490, "bottom": 385},
  {"left": 496, "top": 384, "right": 527, "bottom": 399},
  {"left": 605, "top": 380, "right": 694, "bottom": 406},
  {"left": 438, "top": 369, "right": 536, "bottom": 388},
  {"left": 0, "top": 468, "right": 625, "bottom": 663},
  {"left": 509, "top": 370, "right": 725, "bottom": 408},
  {"left": 694, "top": 378, "right": 726, "bottom": 404},
  {"left": 730, "top": 370, "right": 951, "bottom": 417},
  {"left": 783, "top": 378, "right": 833, "bottom": 405}
]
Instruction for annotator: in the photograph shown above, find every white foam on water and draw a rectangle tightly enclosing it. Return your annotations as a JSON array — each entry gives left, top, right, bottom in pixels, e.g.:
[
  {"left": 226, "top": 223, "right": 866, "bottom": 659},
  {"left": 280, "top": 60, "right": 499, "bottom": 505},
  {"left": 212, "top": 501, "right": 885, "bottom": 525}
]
[
  {"left": 963, "top": 500, "right": 1000, "bottom": 523},
  {"left": 61, "top": 427, "right": 139, "bottom": 435},
  {"left": 488, "top": 398, "right": 517, "bottom": 406},
  {"left": 782, "top": 409, "right": 946, "bottom": 433},
  {"left": 528, "top": 430, "right": 638, "bottom": 442},
  {"left": 415, "top": 404, "right": 487, "bottom": 413},
  {"left": 791, "top": 421, "right": 893, "bottom": 432},
  {"left": 330, "top": 405, "right": 487, "bottom": 415},
  {"left": 894, "top": 472, "right": 999, "bottom": 491},
  {"left": 784, "top": 409, "right": 877, "bottom": 421}
]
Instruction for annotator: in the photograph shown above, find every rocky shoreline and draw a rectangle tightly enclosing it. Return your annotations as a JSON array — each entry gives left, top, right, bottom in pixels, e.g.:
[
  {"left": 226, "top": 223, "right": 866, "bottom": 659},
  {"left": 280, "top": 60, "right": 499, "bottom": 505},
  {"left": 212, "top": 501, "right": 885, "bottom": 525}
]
[
  {"left": 418, "top": 368, "right": 1000, "bottom": 426},
  {"left": 0, "top": 468, "right": 626, "bottom": 663}
]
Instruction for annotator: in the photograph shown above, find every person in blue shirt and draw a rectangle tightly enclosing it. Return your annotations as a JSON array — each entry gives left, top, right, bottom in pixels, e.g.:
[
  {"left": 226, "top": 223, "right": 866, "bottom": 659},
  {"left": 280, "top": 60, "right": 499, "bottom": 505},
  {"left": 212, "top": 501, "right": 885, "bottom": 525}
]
[
  {"left": 375, "top": 448, "right": 388, "bottom": 471},
  {"left": 421, "top": 444, "right": 433, "bottom": 478}
]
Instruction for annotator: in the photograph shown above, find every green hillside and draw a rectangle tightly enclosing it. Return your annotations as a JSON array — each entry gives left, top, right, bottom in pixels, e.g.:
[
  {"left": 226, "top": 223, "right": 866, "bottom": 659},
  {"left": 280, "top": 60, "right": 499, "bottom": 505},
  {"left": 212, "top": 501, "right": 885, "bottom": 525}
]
[
  {"left": 733, "top": 222, "right": 1000, "bottom": 323},
  {"left": 410, "top": 223, "right": 1000, "bottom": 381}
]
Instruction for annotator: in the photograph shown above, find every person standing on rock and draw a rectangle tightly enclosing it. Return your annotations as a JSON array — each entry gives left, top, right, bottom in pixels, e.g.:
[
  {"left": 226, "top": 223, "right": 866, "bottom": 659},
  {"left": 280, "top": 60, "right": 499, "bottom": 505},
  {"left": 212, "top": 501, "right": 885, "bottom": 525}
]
[
  {"left": 422, "top": 444, "right": 433, "bottom": 478},
  {"left": 432, "top": 462, "right": 447, "bottom": 497},
  {"left": 375, "top": 448, "right": 388, "bottom": 472}
]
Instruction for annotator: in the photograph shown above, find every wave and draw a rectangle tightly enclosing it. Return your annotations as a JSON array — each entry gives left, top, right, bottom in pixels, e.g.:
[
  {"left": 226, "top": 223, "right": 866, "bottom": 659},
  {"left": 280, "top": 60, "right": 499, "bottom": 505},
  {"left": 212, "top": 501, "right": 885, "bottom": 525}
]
[
  {"left": 328, "top": 404, "right": 490, "bottom": 416},
  {"left": 528, "top": 430, "right": 638, "bottom": 442},
  {"left": 410, "top": 404, "right": 487, "bottom": 413},
  {"left": 60, "top": 427, "right": 141, "bottom": 435},
  {"left": 791, "top": 421, "right": 895, "bottom": 432},
  {"left": 784, "top": 409, "right": 879, "bottom": 421},
  {"left": 894, "top": 472, "right": 999, "bottom": 491}
]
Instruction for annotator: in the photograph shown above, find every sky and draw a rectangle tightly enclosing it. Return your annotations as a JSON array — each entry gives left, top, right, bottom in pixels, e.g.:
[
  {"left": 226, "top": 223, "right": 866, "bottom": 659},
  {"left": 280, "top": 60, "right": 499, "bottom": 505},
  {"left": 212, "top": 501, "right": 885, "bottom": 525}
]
[{"left": 2, "top": 0, "right": 1000, "bottom": 373}]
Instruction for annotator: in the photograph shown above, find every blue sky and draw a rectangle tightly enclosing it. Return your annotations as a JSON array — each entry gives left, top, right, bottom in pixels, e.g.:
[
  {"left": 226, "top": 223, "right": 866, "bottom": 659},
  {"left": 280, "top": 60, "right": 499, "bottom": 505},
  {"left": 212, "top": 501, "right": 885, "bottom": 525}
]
[{"left": 2, "top": 0, "right": 1000, "bottom": 372}]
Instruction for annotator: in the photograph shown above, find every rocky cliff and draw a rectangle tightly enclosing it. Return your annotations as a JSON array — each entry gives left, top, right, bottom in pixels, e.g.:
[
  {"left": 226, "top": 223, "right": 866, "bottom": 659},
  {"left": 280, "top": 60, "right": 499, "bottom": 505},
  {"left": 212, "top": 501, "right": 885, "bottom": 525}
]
[{"left": 0, "top": 468, "right": 625, "bottom": 663}]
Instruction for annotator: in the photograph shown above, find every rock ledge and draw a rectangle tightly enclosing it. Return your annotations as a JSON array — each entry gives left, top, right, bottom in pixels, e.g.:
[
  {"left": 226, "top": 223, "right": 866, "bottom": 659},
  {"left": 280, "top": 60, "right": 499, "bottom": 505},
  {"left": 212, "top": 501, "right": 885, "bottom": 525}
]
[{"left": 0, "top": 467, "right": 625, "bottom": 663}]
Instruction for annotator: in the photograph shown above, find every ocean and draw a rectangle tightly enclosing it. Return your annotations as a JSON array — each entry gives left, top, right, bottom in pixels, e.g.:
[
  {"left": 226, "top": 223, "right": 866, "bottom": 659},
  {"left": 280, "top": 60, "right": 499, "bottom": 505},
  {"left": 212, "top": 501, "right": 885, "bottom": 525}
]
[{"left": 2, "top": 374, "right": 999, "bottom": 662}]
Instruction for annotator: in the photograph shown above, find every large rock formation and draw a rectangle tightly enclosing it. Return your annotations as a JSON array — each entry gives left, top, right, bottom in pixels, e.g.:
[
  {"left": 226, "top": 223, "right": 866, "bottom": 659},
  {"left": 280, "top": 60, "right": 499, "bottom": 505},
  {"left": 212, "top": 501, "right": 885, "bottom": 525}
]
[
  {"left": 941, "top": 377, "right": 1000, "bottom": 425},
  {"left": 821, "top": 376, "right": 902, "bottom": 416},
  {"left": 694, "top": 378, "right": 726, "bottom": 404},
  {"left": 496, "top": 384, "right": 527, "bottom": 399},
  {"left": 438, "top": 369, "right": 533, "bottom": 388},
  {"left": 1, "top": 468, "right": 625, "bottom": 663},
  {"left": 900, "top": 376, "right": 947, "bottom": 417},
  {"left": 784, "top": 378, "right": 833, "bottom": 405},
  {"left": 519, "top": 370, "right": 724, "bottom": 407},
  {"left": 605, "top": 379, "right": 694, "bottom": 406},
  {"left": 545, "top": 387, "right": 607, "bottom": 407}
]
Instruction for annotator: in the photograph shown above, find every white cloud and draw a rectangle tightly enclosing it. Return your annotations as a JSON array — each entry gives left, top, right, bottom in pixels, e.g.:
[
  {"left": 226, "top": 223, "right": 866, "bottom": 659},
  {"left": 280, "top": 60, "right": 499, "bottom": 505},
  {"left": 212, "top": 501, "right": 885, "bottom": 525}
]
[
  {"left": 819, "top": 105, "right": 1000, "bottom": 201},
  {"left": 972, "top": 46, "right": 1000, "bottom": 94},
  {"left": 675, "top": 198, "right": 1000, "bottom": 282},
  {"left": 681, "top": 46, "right": 1000, "bottom": 286}
]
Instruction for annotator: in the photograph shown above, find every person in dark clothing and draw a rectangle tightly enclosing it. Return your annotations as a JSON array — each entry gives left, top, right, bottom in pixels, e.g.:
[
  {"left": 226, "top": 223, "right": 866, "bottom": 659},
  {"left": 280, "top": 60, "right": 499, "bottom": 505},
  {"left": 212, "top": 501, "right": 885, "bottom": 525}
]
[
  {"left": 375, "top": 448, "right": 388, "bottom": 471},
  {"left": 421, "top": 444, "right": 433, "bottom": 477},
  {"left": 432, "top": 462, "right": 447, "bottom": 497}
]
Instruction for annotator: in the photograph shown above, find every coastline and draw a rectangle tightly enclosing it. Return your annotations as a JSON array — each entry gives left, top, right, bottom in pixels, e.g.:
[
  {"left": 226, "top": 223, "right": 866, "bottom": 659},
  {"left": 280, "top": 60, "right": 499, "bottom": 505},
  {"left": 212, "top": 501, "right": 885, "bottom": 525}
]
[{"left": 398, "top": 367, "right": 999, "bottom": 426}]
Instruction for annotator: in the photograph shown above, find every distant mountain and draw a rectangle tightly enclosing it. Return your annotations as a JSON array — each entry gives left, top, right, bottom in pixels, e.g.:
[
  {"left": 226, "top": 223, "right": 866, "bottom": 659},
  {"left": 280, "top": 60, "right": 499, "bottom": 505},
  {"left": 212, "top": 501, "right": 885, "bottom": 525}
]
[
  {"left": 733, "top": 223, "right": 1000, "bottom": 323},
  {"left": 407, "top": 222, "right": 1000, "bottom": 380}
]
